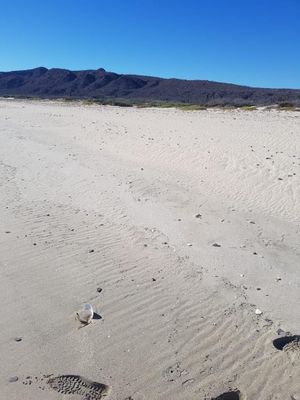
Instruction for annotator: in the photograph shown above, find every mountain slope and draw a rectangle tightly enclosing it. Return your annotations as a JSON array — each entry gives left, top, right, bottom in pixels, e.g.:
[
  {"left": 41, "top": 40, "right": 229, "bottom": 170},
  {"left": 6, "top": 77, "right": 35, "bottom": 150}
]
[{"left": 0, "top": 67, "right": 300, "bottom": 106}]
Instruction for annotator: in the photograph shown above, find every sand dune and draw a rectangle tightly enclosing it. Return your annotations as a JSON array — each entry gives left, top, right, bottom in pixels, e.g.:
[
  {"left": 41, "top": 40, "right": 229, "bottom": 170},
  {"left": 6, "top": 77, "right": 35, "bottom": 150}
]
[{"left": 0, "top": 99, "right": 300, "bottom": 399}]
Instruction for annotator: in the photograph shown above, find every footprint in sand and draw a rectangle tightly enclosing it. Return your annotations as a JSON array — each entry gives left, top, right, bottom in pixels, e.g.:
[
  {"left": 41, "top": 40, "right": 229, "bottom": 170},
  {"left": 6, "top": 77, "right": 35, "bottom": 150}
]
[
  {"left": 48, "top": 375, "right": 110, "bottom": 399},
  {"left": 23, "top": 374, "right": 110, "bottom": 399}
]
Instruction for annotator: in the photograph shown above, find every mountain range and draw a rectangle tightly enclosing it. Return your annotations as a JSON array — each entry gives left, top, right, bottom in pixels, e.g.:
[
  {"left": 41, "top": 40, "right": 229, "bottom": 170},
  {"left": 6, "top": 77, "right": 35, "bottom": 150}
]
[{"left": 0, "top": 67, "right": 300, "bottom": 106}]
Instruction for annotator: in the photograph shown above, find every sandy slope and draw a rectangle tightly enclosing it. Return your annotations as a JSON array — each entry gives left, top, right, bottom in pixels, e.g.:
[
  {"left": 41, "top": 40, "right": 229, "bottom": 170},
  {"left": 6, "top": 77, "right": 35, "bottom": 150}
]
[{"left": 0, "top": 99, "right": 300, "bottom": 400}]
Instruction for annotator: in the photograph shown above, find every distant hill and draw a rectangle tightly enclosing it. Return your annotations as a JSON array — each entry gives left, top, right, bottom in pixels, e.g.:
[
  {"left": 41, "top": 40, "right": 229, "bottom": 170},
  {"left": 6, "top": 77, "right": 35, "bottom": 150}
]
[{"left": 0, "top": 67, "right": 300, "bottom": 106}]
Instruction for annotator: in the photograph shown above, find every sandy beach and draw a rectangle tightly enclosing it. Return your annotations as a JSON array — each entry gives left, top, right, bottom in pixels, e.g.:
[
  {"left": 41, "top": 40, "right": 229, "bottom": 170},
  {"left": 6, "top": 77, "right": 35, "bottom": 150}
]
[{"left": 1, "top": 99, "right": 300, "bottom": 399}]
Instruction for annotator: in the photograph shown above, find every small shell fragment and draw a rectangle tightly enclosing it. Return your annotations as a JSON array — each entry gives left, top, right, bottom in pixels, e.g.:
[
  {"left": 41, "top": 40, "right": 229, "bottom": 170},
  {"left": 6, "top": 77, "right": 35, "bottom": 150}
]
[{"left": 255, "top": 309, "right": 263, "bottom": 315}]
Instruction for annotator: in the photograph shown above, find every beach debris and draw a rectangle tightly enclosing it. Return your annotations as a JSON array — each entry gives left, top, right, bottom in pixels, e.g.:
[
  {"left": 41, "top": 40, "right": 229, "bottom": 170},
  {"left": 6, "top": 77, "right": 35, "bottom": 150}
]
[
  {"left": 76, "top": 303, "right": 94, "bottom": 324},
  {"left": 273, "top": 335, "right": 300, "bottom": 351},
  {"left": 255, "top": 309, "right": 263, "bottom": 315},
  {"left": 9, "top": 376, "right": 19, "bottom": 383},
  {"left": 212, "top": 389, "right": 241, "bottom": 400},
  {"left": 277, "top": 328, "right": 284, "bottom": 335}
]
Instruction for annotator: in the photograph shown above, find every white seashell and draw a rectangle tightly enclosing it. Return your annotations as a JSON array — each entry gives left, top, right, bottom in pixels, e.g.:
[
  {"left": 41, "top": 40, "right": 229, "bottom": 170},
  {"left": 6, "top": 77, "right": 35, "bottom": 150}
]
[
  {"left": 255, "top": 308, "right": 263, "bottom": 315},
  {"left": 76, "top": 303, "right": 94, "bottom": 324}
]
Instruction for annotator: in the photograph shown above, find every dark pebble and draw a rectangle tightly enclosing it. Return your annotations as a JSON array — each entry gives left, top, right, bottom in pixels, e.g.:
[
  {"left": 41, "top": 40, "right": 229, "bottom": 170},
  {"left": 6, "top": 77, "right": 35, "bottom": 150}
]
[
  {"left": 212, "top": 243, "right": 221, "bottom": 247},
  {"left": 89, "top": 249, "right": 94, "bottom": 253},
  {"left": 9, "top": 376, "right": 18, "bottom": 383},
  {"left": 14, "top": 337, "right": 22, "bottom": 342},
  {"left": 97, "top": 287, "right": 102, "bottom": 293}
]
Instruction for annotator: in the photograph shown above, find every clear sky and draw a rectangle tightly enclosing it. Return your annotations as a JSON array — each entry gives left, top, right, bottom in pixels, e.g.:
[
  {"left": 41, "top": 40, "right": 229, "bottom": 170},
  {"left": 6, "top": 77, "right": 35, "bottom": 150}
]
[{"left": 1, "top": 0, "right": 299, "bottom": 88}]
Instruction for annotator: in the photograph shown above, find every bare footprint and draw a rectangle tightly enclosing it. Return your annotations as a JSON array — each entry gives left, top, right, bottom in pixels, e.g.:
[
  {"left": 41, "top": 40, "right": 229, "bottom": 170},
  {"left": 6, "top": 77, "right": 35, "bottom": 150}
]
[{"left": 47, "top": 375, "right": 110, "bottom": 399}]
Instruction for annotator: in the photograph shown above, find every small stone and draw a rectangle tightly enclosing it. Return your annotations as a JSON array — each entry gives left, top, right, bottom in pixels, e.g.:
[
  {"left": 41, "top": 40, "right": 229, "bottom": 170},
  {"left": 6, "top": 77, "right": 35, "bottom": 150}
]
[
  {"left": 249, "top": 220, "right": 255, "bottom": 224},
  {"left": 33, "top": 243, "right": 37, "bottom": 246},
  {"left": 255, "top": 309, "right": 263, "bottom": 315},
  {"left": 187, "top": 243, "right": 193, "bottom": 246},
  {"left": 276, "top": 277, "right": 282, "bottom": 281},
  {"left": 256, "top": 288, "right": 261, "bottom": 291},
  {"left": 143, "top": 244, "right": 148, "bottom": 247},
  {"left": 152, "top": 278, "right": 156, "bottom": 282},
  {"left": 14, "top": 337, "right": 22, "bottom": 342},
  {"left": 9, "top": 376, "right": 18, "bottom": 383},
  {"left": 96, "top": 287, "right": 102, "bottom": 293},
  {"left": 253, "top": 252, "right": 257, "bottom": 255},
  {"left": 212, "top": 243, "right": 221, "bottom": 247},
  {"left": 88, "top": 249, "right": 94, "bottom": 253},
  {"left": 195, "top": 214, "right": 202, "bottom": 218}
]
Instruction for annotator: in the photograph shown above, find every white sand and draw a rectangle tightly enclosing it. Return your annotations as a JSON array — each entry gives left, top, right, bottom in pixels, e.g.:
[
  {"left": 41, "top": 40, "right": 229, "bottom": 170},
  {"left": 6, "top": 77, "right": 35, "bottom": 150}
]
[{"left": 1, "top": 99, "right": 300, "bottom": 399}]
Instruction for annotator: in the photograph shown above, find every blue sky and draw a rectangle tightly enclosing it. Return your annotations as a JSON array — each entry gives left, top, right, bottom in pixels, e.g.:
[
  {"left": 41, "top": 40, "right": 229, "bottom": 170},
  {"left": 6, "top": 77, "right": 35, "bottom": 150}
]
[{"left": 0, "top": 0, "right": 299, "bottom": 88}]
